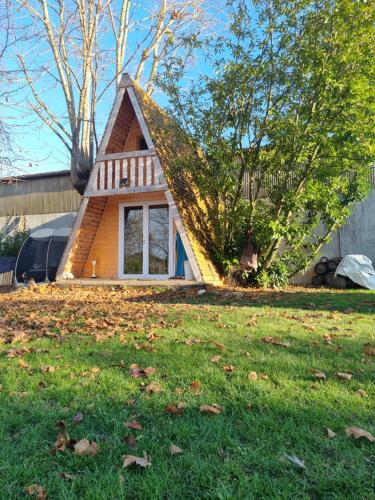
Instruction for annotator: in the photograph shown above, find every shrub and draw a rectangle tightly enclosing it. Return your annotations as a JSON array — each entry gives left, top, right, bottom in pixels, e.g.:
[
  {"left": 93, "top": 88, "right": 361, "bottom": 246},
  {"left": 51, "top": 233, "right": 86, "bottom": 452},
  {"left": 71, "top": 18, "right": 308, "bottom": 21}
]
[{"left": 0, "top": 226, "right": 30, "bottom": 257}]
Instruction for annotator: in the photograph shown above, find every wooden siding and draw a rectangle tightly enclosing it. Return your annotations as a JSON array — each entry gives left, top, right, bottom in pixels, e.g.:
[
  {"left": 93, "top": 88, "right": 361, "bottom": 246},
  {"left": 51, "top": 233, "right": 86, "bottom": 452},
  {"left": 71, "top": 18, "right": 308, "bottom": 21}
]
[
  {"left": 82, "top": 192, "right": 167, "bottom": 278},
  {"left": 0, "top": 172, "right": 81, "bottom": 216},
  {"left": 124, "top": 117, "right": 144, "bottom": 152},
  {"left": 105, "top": 91, "right": 134, "bottom": 154},
  {"left": 65, "top": 197, "right": 107, "bottom": 277}
]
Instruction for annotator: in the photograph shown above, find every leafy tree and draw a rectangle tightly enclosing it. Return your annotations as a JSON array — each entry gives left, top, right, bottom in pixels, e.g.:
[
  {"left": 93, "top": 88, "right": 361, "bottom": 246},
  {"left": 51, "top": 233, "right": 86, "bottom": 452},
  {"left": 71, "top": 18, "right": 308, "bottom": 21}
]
[{"left": 164, "top": 0, "right": 375, "bottom": 282}]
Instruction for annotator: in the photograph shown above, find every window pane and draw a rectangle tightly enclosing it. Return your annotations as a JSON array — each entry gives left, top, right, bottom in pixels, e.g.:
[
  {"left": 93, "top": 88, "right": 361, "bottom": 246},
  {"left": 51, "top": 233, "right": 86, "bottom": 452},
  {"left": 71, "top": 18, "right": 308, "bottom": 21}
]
[
  {"left": 149, "top": 205, "right": 168, "bottom": 275},
  {"left": 124, "top": 207, "right": 143, "bottom": 274}
]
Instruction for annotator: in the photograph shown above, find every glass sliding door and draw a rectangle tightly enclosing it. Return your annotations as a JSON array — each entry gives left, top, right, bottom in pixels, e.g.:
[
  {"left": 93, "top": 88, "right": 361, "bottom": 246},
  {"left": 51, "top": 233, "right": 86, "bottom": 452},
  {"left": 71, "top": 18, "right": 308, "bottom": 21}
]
[
  {"left": 148, "top": 205, "right": 169, "bottom": 275},
  {"left": 120, "top": 203, "right": 170, "bottom": 278},
  {"left": 123, "top": 206, "right": 143, "bottom": 275}
]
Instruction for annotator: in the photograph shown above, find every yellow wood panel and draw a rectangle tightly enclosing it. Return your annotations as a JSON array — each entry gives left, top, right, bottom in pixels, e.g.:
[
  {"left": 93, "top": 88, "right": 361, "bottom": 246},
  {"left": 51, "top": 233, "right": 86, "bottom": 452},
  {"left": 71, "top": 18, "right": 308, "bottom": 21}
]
[
  {"left": 82, "top": 192, "right": 167, "bottom": 278},
  {"left": 123, "top": 117, "right": 144, "bottom": 152}
]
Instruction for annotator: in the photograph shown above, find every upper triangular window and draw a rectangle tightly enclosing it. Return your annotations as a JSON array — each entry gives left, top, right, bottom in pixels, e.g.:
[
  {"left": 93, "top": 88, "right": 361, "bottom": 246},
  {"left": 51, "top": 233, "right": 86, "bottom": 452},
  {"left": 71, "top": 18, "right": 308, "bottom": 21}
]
[{"left": 105, "top": 89, "right": 147, "bottom": 154}]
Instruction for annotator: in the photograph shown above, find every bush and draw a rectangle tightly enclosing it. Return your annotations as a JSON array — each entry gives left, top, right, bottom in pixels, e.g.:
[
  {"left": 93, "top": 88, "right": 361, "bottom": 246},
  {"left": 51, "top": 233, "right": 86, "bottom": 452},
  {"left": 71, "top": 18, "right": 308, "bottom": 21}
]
[
  {"left": 0, "top": 226, "right": 30, "bottom": 257},
  {"left": 254, "top": 260, "right": 289, "bottom": 289}
]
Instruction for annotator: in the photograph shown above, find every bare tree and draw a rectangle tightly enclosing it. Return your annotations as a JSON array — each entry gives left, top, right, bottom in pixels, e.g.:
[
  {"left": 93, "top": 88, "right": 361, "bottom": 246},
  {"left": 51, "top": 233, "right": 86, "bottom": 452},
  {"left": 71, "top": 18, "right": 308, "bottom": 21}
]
[{"left": 10, "top": 0, "right": 214, "bottom": 192}]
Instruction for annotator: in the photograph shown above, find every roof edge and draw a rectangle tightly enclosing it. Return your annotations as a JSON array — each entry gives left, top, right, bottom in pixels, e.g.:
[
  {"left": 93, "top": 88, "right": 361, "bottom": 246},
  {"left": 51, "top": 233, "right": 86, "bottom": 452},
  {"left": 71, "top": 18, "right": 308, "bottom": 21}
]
[{"left": 0, "top": 170, "right": 71, "bottom": 183}]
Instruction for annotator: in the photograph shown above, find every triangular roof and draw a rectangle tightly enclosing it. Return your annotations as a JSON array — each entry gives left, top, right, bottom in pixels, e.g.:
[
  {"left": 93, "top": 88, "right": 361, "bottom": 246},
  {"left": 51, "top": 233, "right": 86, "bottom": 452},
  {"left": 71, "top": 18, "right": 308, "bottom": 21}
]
[
  {"left": 59, "top": 74, "right": 221, "bottom": 285},
  {"left": 125, "top": 77, "right": 220, "bottom": 285}
]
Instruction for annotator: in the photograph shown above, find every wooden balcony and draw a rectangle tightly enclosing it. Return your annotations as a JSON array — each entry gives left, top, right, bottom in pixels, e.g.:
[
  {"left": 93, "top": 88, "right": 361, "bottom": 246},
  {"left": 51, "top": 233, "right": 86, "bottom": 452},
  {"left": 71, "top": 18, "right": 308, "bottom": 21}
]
[{"left": 86, "top": 150, "right": 168, "bottom": 196}]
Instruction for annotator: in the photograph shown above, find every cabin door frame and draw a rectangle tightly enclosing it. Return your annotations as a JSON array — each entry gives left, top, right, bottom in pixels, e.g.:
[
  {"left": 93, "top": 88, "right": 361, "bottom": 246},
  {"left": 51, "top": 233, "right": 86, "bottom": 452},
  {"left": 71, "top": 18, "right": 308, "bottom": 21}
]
[{"left": 118, "top": 201, "right": 174, "bottom": 279}]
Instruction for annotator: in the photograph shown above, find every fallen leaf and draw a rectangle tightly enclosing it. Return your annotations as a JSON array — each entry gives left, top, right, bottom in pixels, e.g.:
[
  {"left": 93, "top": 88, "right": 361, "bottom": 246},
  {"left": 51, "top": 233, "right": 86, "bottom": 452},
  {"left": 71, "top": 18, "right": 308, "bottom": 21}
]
[
  {"left": 261, "top": 336, "right": 290, "bottom": 348},
  {"left": 189, "top": 380, "right": 201, "bottom": 394},
  {"left": 211, "top": 355, "right": 221, "bottom": 363},
  {"left": 212, "top": 341, "right": 225, "bottom": 351},
  {"left": 53, "top": 433, "right": 72, "bottom": 453},
  {"left": 55, "top": 420, "right": 66, "bottom": 431},
  {"left": 122, "top": 453, "right": 151, "bottom": 468},
  {"left": 199, "top": 404, "right": 223, "bottom": 414},
  {"left": 165, "top": 402, "right": 185, "bottom": 415},
  {"left": 336, "top": 372, "right": 352, "bottom": 381},
  {"left": 40, "top": 365, "right": 57, "bottom": 373},
  {"left": 145, "top": 382, "right": 162, "bottom": 394},
  {"left": 73, "top": 439, "right": 99, "bottom": 456},
  {"left": 130, "top": 365, "right": 156, "bottom": 378},
  {"left": 248, "top": 371, "right": 258, "bottom": 381},
  {"left": 18, "top": 359, "right": 29, "bottom": 369},
  {"left": 184, "top": 338, "right": 202, "bottom": 346},
  {"left": 345, "top": 426, "right": 375, "bottom": 442},
  {"left": 224, "top": 364, "right": 235, "bottom": 373},
  {"left": 72, "top": 412, "right": 84, "bottom": 423},
  {"left": 356, "top": 389, "right": 368, "bottom": 398},
  {"left": 170, "top": 444, "right": 183, "bottom": 455},
  {"left": 124, "top": 420, "right": 142, "bottom": 430},
  {"left": 58, "top": 472, "right": 75, "bottom": 480},
  {"left": 124, "top": 435, "right": 137, "bottom": 449},
  {"left": 25, "top": 484, "right": 47, "bottom": 499},
  {"left": 284, "top": 454, "right": 305, "bottom": 469},
  {"left": 326, "top": 427, "right": 336, "bottom": 438},
  {"left": 363, "top": 344, "right": 375, "bottom": 356}
]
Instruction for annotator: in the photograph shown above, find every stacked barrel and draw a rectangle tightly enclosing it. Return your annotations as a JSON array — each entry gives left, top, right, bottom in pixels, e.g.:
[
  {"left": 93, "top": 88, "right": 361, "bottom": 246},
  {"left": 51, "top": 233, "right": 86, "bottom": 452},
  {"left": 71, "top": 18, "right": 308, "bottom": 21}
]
[{"left": 311, "top": 257, "right": 348, "bottom": 288}]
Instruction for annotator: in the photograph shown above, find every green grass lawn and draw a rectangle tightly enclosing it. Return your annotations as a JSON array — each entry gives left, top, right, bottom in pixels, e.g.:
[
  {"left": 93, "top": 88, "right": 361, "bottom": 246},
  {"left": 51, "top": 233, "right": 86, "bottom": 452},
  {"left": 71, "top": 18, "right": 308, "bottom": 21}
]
[{"left": 0, "top": 285, "right": 374, "bottom": 499}]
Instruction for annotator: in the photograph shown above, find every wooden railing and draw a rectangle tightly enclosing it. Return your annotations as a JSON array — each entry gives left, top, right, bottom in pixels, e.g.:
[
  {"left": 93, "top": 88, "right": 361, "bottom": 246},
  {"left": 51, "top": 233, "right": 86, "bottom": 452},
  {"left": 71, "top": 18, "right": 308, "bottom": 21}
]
[{"left": 87, "top": 151, "right": 167, "bottom": 195}]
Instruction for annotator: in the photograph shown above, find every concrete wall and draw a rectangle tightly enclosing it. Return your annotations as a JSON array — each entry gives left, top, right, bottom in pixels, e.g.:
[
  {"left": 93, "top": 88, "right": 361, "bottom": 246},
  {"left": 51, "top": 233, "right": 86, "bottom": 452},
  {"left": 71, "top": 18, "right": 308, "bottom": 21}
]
[
  {"left": 0, "top": 212, "right": 77, "bottom": 237},
  {"left": 292, "top": 188, "right": 375, "bottom": 284}
]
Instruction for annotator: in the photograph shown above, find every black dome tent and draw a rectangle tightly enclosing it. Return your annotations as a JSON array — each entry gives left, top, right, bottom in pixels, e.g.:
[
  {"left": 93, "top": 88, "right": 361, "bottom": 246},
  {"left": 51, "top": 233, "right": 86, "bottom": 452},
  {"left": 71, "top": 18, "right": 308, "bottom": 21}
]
[{"left": 15, "top": 227, "right": 70, "bottom": 284}]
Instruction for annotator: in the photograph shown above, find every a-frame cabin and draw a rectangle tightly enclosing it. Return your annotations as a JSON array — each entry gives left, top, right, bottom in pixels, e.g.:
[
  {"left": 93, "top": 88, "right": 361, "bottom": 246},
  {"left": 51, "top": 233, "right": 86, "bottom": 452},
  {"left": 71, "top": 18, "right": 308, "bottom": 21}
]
[{"left": 56, "top": 74, "right": 221, "bottom": 285}]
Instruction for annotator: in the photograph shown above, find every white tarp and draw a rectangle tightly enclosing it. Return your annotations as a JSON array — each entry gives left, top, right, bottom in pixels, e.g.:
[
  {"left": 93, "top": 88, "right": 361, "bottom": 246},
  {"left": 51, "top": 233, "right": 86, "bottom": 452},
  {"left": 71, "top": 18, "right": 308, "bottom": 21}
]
[{"left": 335, "top": 254, "right": 375, "bottom": 290}]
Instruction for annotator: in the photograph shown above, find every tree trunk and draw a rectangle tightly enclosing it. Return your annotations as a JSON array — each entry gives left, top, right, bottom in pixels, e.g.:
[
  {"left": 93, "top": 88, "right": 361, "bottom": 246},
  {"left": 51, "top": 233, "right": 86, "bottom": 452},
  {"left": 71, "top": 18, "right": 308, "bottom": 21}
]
[
  {"left": 70, "top": 147, "right": 92, "bottom": 195},
  {"left": 240, "top": 228, "right": 258, "bottom": 270}
]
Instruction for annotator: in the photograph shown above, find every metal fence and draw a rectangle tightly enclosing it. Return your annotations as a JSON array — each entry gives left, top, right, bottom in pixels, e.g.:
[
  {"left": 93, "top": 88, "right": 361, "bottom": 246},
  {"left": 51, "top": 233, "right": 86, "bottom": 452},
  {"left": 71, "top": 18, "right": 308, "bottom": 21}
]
[{"left": 242, "top": 166, "right": 375, "bottom": 200}]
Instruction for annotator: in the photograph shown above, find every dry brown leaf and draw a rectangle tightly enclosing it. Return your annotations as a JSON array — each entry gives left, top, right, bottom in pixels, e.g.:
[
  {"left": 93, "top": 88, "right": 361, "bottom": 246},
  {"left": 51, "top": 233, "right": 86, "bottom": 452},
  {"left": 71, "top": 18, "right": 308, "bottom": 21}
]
[
  {"left": 199, "top": 404, "right": 223, "bottom": 414},
  {"left": 130, "top": 365, "right": 156, "bottom": 378},
  {"left": 40, "top": 365, "right": 57, "bottom": 373},
  {"left": 345, "top": 426, "right": 375, "bottom": 442},
  {"left": 326, "top": 427, "right": 336, "bottom": 438},
  {"left": 189, "top": 380, "right": 201, "bottom": 394},
  {"left": 248, "top": 371, "right": 258, "bottom": 381},
  {"left": 261, "top": 336, "right": 290, "bottom": 348},
  {"left": 165, "top": 402, "right": 185, "bottom": 415},
  {"left": 58, "top": 472, "right": 75, "bottom": 480},
  {"left": 223, "top": 364, "right": 235, "bottom": 373},
  {"left": 145, "top": 382, "right": 162, "bottom": 394},
  {"left": 25, "top": 484, "right": 47, "bottom": 499},
  {"left": 356, "top": 389, "right": 368, "bottom": 398},
  {"left": 211, "top": 355, "right": 221, "bottom": 363},
  {"left": 170, "top": 444, "right": 183, "bottom": 455},
  {"left": 212, "top": 341, "right": 225, "bottom": 351},
  {"left": 73, "top": 439, "right": 99, "bottom": 456},
  {"left": 53, "top": 433, "right": 71, "bottom": 453},
  {"left": 184, "top": 338, "right": 202, "bottom": 346},
  {"left": 363, "top": 344, "right": 375, "bottom": 356},
  {"left": 122, "top": 453, "right": 151, "bottom": 468},
  {"left": 18, "top": 359, "right": 29, "bottom": 369},
  {"left": 336, "top": 372, "right": 352, "bottom": 381},
  {"left": 124, "top": 435, "right": 137, "bottom": 449},
  {"left": 124, "top": 420, "right": 142, "bottom": 430}
]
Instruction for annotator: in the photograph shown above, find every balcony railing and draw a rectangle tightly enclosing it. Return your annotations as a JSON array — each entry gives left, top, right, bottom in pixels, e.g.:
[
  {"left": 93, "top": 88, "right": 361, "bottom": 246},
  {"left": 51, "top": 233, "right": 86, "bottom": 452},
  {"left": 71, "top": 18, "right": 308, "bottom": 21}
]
[{"left": 86, "top": 151, "right": 167, "bottom": 195}]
